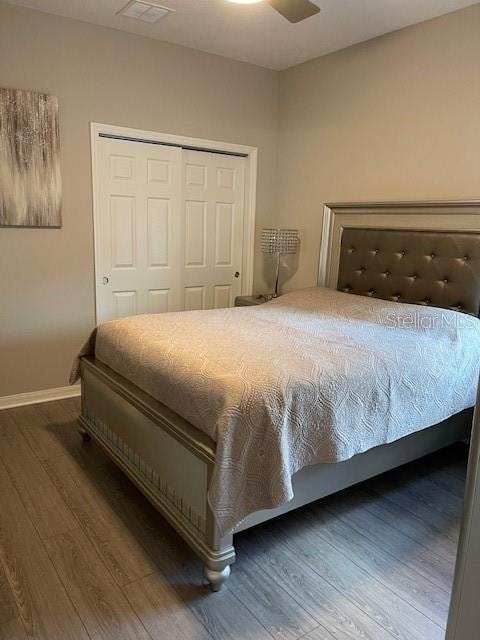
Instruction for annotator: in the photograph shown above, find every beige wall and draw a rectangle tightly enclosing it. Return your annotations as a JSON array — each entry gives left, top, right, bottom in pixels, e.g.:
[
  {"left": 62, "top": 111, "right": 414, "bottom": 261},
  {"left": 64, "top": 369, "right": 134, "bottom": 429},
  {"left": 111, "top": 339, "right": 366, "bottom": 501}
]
[
  {"left": 276, "top": 3, "right": 480, "bottom": 291},
  {"left": 0, "top": 3, "right": 279, "bottom": 396}
]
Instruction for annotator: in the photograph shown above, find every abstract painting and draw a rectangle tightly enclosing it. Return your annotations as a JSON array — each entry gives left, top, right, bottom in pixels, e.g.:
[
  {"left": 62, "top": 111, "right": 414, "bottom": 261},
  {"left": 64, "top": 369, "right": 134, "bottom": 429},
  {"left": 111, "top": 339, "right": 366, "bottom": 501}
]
[{"left": 0, "top": 88, "right": 62, "bottom": 227}]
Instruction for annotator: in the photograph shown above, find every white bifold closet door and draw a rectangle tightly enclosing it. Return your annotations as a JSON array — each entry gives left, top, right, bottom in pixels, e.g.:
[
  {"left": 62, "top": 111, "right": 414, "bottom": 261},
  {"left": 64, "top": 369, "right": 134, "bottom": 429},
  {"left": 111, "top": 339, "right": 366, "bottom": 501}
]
[{"left": 95, "top": 136, "right": 245, "bottom": 324}]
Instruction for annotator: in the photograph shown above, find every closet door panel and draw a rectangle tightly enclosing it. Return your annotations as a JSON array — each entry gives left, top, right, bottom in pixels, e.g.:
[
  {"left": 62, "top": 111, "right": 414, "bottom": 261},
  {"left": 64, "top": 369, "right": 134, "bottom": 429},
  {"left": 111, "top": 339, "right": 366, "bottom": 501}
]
[
  {"left": 182, "top": 150, "right": 245, "bottom": 310},
  {"left": 95, "top": 137, "right": 182, "bottom": 323}
]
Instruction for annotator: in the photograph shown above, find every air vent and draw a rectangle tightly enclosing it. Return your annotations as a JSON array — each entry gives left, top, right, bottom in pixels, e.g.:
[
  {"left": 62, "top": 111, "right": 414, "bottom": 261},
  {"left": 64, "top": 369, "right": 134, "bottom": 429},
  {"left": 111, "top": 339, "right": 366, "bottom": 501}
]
[{"left": 117, "top": 0, "right": 175, "bottom": 23}]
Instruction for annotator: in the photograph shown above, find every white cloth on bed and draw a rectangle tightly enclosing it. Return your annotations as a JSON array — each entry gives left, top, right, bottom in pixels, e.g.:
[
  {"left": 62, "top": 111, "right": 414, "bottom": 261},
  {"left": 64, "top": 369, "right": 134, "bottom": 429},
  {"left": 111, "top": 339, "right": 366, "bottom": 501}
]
[{"left": 72, "top": 287, "right": 480, "bottom": 534}]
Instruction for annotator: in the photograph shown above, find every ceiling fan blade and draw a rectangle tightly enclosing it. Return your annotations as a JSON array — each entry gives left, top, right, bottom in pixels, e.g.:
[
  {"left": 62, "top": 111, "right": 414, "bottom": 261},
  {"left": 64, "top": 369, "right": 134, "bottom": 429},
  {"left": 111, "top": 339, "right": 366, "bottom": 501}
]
[{"left": 266, "top": 0, "right": 320, "bottom": 23}]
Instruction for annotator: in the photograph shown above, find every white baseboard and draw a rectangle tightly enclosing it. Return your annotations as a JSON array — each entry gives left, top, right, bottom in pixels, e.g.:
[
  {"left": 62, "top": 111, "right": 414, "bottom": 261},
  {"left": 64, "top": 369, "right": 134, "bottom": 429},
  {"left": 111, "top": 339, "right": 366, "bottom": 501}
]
[{"left": 0, "top": 384, "right": 81, "bottom": 410}]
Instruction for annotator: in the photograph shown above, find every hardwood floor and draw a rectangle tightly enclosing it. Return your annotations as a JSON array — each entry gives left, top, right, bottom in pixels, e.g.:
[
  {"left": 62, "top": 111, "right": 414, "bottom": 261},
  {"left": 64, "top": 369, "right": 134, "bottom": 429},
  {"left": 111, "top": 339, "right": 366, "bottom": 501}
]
[{"left": 0, "top": 398, "right": 467, "bottom": 640}]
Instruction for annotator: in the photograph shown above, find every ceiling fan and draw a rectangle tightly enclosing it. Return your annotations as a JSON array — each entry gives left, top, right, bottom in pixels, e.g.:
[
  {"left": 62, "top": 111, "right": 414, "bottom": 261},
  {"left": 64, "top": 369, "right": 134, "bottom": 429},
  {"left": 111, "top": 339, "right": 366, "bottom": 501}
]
[{"left": 228, "top": 0, "right": 320, "bottom": 24}]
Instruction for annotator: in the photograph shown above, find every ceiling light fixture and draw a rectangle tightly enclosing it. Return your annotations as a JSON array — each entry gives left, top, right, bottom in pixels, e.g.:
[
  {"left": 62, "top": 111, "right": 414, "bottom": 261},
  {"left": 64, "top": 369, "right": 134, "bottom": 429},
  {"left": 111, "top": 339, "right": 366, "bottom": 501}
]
[{"left": 227, "top": 0, "right": 262, "bottom": 3}]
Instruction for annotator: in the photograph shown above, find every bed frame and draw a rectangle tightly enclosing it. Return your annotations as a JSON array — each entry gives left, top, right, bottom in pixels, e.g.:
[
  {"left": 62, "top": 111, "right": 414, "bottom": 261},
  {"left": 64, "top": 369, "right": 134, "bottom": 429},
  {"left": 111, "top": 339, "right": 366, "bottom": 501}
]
[{"left": 79, "top": 201, "right": 480, "bottom": 591}]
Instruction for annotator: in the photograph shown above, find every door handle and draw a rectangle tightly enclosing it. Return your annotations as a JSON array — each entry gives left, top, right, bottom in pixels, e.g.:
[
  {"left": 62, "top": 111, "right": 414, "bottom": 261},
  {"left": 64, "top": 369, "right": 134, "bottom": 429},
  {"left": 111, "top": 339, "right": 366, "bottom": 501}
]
[
  {"left": 102, "top": 276, "right": 109, "bottom": 285},
  {"left": 234, "top": 272, "right": 240, "bottom": 278}
]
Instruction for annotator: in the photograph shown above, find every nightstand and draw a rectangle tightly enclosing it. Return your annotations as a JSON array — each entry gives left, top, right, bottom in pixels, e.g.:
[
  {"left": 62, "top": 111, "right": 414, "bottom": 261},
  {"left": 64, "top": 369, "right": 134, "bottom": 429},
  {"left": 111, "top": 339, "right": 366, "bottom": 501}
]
[{"left": 235, "top": 294, "right": 272, "bottom": 307}]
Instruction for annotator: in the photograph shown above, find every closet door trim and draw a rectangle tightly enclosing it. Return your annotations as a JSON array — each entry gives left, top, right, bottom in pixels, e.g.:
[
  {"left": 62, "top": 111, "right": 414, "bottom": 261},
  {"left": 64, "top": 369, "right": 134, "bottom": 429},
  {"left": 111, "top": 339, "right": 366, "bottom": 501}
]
[{"left": 91, "top": 122, "right": 257, "bottom": 323}]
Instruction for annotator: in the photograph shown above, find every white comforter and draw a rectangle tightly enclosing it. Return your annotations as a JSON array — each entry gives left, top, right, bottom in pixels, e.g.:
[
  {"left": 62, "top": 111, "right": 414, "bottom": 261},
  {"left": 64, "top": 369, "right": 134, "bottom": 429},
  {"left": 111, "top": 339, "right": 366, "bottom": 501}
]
[{"left": 73, "top": 287, "right": 480, "bottom": 534}]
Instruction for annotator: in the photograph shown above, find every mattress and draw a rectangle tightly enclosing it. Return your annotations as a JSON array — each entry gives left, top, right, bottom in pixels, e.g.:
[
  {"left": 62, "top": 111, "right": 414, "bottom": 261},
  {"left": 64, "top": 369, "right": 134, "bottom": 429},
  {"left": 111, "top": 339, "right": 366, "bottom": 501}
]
[{"left": 72, "top": 287, "right": 480, "bottom": 534}]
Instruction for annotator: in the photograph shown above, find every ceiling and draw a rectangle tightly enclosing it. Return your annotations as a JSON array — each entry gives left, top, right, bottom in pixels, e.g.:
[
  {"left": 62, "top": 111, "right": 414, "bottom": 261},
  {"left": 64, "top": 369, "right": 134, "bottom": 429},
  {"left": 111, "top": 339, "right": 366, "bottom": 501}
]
[{"left": 3, "top": 0, "right": 478, "bottom": 70}]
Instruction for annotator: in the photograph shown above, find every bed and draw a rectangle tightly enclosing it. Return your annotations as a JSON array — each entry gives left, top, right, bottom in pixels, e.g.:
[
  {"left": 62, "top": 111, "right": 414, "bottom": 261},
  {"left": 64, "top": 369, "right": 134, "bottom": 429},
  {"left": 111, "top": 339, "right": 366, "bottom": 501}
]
[{"left": 75, "top": 201, "right": 480, "bottom": 590}]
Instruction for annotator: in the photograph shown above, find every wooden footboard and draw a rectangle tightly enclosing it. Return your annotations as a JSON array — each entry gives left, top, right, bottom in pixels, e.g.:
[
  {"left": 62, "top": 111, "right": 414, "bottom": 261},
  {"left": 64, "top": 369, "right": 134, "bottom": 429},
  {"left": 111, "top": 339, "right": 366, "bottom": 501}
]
[{"left": 79, "top": 356, "right": 235, "bottom": 591}]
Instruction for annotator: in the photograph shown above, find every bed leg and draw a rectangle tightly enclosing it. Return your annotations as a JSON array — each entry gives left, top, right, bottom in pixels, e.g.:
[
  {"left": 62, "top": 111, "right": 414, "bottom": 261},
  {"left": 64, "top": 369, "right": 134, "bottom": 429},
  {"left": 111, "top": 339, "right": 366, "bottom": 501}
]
[
  {"left": 78, "top": 427, "right": 91, "bottom": 442},
  {"left": 204, "top": 564, "right": 231, "bottom": 592}
]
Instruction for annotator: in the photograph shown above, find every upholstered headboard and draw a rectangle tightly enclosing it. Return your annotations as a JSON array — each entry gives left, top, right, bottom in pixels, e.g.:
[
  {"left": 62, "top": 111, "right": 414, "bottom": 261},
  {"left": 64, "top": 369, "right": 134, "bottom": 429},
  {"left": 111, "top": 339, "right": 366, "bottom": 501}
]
[{"left": 337, "top": 228, "right": 480, "bottom": 315}]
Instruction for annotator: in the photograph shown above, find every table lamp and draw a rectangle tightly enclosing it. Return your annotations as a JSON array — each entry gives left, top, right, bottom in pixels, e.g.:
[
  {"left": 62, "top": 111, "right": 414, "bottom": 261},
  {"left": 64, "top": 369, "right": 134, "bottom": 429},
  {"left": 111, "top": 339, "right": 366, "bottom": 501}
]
[{"left": 261, "top": 228, "right": 299, "bottom": 298}]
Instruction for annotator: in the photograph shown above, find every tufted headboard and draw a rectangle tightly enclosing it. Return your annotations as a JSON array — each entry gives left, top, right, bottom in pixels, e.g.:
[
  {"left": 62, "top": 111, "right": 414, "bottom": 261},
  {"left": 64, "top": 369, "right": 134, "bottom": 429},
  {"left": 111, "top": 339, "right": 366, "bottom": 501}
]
[{"left": 337, "top": 228, "right": 480, "bottom": 315}]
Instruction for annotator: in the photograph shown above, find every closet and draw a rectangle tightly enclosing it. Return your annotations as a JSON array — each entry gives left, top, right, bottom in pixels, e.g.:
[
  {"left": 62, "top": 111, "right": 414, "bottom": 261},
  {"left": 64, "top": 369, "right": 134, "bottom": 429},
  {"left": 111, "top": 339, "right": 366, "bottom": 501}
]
[{"left": 94, "top": 133, "right": 246, "bottom": 323}]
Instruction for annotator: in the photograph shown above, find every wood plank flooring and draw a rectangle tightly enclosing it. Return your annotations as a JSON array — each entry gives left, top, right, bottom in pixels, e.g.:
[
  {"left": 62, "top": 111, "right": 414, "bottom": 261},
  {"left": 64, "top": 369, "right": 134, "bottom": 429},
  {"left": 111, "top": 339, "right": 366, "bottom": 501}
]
[{"left": 0, "top": 398, "right": 467, "bottom": 640}]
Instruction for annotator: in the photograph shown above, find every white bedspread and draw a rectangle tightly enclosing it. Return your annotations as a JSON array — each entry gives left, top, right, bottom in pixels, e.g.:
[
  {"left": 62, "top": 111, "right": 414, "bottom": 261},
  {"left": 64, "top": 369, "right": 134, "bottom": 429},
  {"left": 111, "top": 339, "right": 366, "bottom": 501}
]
[{"left": 73, "top": 288, "right": 480, "bottom": 534}]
